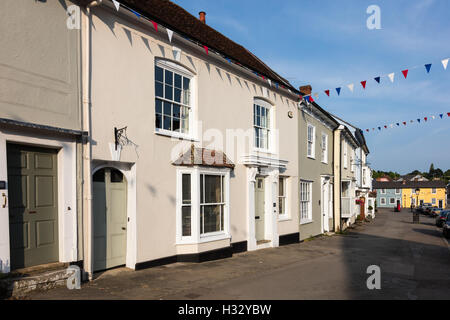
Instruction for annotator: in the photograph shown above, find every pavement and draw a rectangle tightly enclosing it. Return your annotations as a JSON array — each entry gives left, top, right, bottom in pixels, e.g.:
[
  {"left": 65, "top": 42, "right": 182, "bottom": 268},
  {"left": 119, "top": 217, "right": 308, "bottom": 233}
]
[{"left": 25, "top": 208, "right": 450, "bottom": 300}]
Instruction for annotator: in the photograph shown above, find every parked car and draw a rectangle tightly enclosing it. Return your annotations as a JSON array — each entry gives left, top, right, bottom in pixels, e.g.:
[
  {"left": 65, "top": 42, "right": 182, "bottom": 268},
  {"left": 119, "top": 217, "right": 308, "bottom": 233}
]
[
  {"left": 443, "top": 215, "right": 450, "bottom": 238},
  {"left": 430, "top": 207, "right": 444, "bottom": 217},
  {"left": 419, "top": 203, "right": 433, "bottom": 214},
  {"left": 435, "top": 210, "right": 450, "bottom": 227}
]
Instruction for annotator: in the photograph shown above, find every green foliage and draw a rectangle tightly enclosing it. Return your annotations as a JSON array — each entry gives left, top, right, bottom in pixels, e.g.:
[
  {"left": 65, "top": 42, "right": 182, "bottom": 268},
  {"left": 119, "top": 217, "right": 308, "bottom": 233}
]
[{"left": 374, "top": 165, "right": 450, "bottom": 184}]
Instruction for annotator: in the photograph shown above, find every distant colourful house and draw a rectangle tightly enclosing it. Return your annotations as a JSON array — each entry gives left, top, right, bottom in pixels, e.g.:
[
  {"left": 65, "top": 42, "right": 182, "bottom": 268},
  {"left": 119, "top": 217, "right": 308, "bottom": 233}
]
[{"left": 373, "top": 181, "right": 447, "bottom": 209}]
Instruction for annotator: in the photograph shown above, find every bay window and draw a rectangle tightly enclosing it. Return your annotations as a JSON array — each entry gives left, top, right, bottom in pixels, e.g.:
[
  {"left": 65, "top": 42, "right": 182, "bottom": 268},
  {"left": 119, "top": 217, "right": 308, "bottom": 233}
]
[{"left": 177, "top": 168, "right": 230, "bottom": 243}]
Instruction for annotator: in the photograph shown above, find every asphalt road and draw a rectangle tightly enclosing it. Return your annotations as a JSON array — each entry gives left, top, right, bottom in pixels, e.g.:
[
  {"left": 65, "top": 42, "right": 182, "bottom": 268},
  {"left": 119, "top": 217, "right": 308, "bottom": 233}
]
[{"left": 27, "top": 208, "right": 450, "bottom": 300}]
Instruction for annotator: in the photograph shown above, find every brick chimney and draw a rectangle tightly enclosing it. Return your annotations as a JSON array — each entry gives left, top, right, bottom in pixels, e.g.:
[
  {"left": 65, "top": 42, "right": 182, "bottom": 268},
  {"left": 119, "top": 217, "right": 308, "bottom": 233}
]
[
  {"left": 199, "top": 11, "right": 206, "bottom": 24},
  {"left": 299, "top": 85, "right": 312, "bottom": 96}
]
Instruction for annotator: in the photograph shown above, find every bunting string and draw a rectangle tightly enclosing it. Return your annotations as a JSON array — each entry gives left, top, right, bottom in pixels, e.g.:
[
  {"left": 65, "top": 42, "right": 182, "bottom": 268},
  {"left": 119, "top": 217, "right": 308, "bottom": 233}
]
[
  {"left": 302, "top": 57, "right": 450, "bottom": 101},
  {"left": 107, "top": 0, "right": 299, "bottom": 98},
  {"left": 365, "top": 112, "right": 450, "bottom": 133}
]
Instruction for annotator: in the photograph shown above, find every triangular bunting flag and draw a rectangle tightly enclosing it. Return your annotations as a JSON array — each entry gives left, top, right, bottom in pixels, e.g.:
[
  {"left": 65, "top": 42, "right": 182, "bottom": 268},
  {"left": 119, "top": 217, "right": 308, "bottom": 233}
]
[
  {"left": 130, "top": 9, "right": 140, "bottom": 18},
  {"left": 112, "top": 0, "right": 120, "bottom": 11},
  {"left": 151, "top": 21, "right": 158, "bottom": 31},
  {"left": 431, "top": 116, "right": 435, "bottom": 120},
  {"left": 442, "top": 58, "right": 449, "bottom": 70},
  {"left": 203, "top": 46, "right": 209, "bottom": 55},
  {"left": 388, "top": 73, "right": 395, "bottom": 83},
  {"left": 324, "top": 90, "right": 330, "bottom": 97},
  {"left": 347, "top": 84, "right": 354, "bottom": 92},
  {"left": 402, "top": 69, "right": 409, "bottom": 78},
  {"left": 440, "top": 114, "right": 443, "bottom": 119},
  {"left": 374, "top": 77, "right": 381, "bottom": 84},
  {"left": 403, "top": 122, "right": 406, "bottom": 125},
  {"left": 396, "top": 123, "right": 400, "bottom": 126},
  {"left": 417, "top": 119, "right": 421, "bottom": 123},
  {"left": 447, "top": 112, "right": 450, "bottom": 117},
  {"left": 310, "top": 96, "right": 315, "bottom": 102},
  {"left": 366, "top": 129, "right": 369, "bottom": 132},
  {"left": 268, "top": 79, "right": 272, "bottom": 87},
  {"left": 378, "top": 127, "right": 381, "bottom": 131},
  {"left": 425, "top": 64, "right": 432, "bottom": 73},
  {"left": 304, "top": 96, "right": 310, "bottom": 103},
  {"left": 314, "top": 93, "right": 319, "bottom": 98},
  {"left": 336, "top": 87, "right": 341, "bottom": 96},
  {"left": 361, "top": 81, "right": 367, "bottom": 89},
  {"left": 384, "top": 125, "right": 387, "bottom": 129},
  {"left": 424, "top": 117, "right": 428, "bottom": 121},
  {"left": 167, "top": 29, "right": 173, "bottom": 42},
  {"left": 410, "top": 120, "right": 414, "bottom": 123}
]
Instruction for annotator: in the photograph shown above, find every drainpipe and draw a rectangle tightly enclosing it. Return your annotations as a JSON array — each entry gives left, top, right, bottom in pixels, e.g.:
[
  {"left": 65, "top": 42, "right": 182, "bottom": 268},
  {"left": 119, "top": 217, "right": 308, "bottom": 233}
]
[{"left": 81, "top": 0, "right": 102, "bottom": 281}]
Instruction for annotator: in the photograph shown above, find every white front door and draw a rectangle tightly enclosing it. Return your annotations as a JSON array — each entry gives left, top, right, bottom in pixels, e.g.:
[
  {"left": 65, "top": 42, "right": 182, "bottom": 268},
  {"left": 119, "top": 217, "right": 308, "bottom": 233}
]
[
  {"left": 255, "top": 177, "right": 265, "bottom": 241},
  {"left": 321, "top": 178, "right": 330, "bottom": 233}
]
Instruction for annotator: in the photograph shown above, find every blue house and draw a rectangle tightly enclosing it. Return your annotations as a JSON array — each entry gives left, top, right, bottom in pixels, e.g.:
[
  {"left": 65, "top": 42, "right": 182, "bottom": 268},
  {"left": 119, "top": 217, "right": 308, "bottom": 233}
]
[{"left": 373, "top": 181, "right": 402, "bottom": 208}]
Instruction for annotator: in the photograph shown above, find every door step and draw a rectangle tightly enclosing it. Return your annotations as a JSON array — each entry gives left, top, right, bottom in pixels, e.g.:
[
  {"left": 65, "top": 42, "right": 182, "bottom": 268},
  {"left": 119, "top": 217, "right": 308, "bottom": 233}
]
[
  {"left": 256, "top": 240, "right": 271, "bottom": 245},
  {"left": 0, "top": 262, "right": 73, "bottom": 299}
]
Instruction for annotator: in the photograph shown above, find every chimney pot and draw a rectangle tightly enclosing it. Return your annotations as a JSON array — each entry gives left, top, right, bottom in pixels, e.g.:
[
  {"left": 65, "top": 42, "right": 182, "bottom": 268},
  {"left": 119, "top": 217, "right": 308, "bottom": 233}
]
[{"left": 199, "top": 11, "right": 206, "bottom": 24}]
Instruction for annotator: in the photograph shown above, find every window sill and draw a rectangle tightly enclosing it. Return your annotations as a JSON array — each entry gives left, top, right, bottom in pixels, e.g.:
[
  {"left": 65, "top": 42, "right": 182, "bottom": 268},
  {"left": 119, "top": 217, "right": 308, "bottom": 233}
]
[
  {"left": 278, "top": 215, "right": 291, "bottom": 222},
  {"left": 321, "top": 161, "right": 328, "bottom": 165},
  {"left": 300, "top": 220, "right": 314, "bottom": 225},
  {"left": 155, "top": 129, "right": 198, "bottom": 142},
  {"left": 253, "top": 147, "right": 275, "bottom": 155},
  {"left": 176, "top": 233, "right": 231, "bottom": 245},
  {"left": 307, "top": 156, "right": 315, "bottom": 160}
]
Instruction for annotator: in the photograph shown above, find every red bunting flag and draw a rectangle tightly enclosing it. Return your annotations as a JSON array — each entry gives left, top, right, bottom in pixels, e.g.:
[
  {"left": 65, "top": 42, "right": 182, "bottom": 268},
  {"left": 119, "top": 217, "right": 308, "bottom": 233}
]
[
  {"left": 310, "top": 96, "right": 315, "bottom": 102},
  {"left": 203, "top": 46, "right": 209, "bottom": 55},
  {"left": 403, "top": 122, "right": 406, "bottom": 125},
  {"left": 384, "top": 125, "right": 387, "bottom": 129},
  {"left": 424, "top": 117, "right": 428, "bottom": 121},
  {"left": 402, "top": 69, "right": 409, "bottom": 78},
  {"left": 361, "top": 81, "right": 367, "bottom": 89},
  {"left": 325, "top": 90, "right": 330, "bottom": 97},
  {"left": 151, "top": 21, "right": 158, "bottom": 31},
  {"left": 448, "top": 112, "right": 450, "bottom": 117},
  {"left": 366, "top": 129, "right": 369, "bottom": 132}
]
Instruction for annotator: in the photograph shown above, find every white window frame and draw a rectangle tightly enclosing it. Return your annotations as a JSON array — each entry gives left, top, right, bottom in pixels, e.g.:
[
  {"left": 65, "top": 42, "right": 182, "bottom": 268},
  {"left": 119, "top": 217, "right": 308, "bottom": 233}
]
[
  {"left": 253, "top": 98, "right": 274, "bottom": 152},
  {"left": 321, "top": 132, "right": 328, "bottom": 164},
  {"left": 278, "top": 176, "right": 290, "bottom": 221},
  {"left": 432, "top": 188, "right": 437, "bottom": 194},
  {"left": 389, "top": 198, "right": 396, "bottom": 205},
  {"left": 395, "top": 189, "right": 401, "bottom": 194},
  {"left": 307, "top": 124, "right": 316, "bottom": 159},
  {"left": 432, "top": 198, "right": 436, "bottom": 205},
  {"left": 380, "top": 197, "right": 386, "bottom": 205},
  {"left": 380, "top": 189, "right": 386, "bottom": 194},
  {"left": 176, "top": 167, "right": 231, "bottom": 244},
  {"left": 300, "top": 180, "right": 313, "bottom": 224},
  {"left": 154, "top": 59, "right": 196, "bottom": 140}
]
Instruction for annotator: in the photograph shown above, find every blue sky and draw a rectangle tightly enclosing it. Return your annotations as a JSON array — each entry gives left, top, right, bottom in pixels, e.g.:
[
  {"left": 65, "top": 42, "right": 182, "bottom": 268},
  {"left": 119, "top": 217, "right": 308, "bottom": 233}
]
[{"left": 172, "top": 0, "right": 450, "bottom": 174}]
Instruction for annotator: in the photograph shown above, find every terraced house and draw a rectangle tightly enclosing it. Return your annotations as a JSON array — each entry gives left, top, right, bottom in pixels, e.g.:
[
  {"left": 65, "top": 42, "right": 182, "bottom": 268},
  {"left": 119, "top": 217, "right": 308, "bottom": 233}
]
[
  {"left": 373, "top": 180, "right": 447, "bottom": 209},
  {"left": 297, "top": 87, "right": 339, "bottom": 239},
  {"left": 0, "top": 0, "right": 374, "bottom": 287}
]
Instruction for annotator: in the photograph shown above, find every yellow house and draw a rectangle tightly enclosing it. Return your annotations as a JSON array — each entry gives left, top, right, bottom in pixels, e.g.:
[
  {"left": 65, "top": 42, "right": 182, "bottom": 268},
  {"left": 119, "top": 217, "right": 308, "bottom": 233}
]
[{"left": 401, "top": 181, "right": 447, "bottom": 208}]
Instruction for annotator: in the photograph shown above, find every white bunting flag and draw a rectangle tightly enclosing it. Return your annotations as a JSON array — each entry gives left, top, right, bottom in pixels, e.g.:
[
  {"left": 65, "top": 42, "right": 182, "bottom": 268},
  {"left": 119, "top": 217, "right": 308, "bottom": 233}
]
[
  {"left": 268, "top": 79, "right": 272, "bottom": 87},
  {"left": 442, "top": 58, "right": 449, "bottom": 70},
  {"left": 388, "top": 73, "right": 395, "bottom": 83},
  {"left": 167, "top": 29, "right": 174, "bottom": 43},
  {"left": 431, "top": 115, "right": 435, "bottom": 120},
  {"left": 347, "top": 83, "right": 354, "bottom": 92},
  {"left": 112, "top": 0, "right": 120, "bottom": 11},
  {"left": 389, "top": 124, "right": 394, "bottom": 128}
]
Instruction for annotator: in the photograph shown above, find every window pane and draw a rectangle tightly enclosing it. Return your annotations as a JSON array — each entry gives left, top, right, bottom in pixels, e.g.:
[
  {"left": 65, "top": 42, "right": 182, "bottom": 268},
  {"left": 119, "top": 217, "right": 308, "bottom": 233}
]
[
  {"left": 155, "top": 99, "right": 162, "bottom": 114},
  {"left": 183, "top": 89, "right": 190, "bottom": 105},
  {"left": 173, "top": 117, "right": 180, "bottom": 132},
  {"left": 182, "top": 206, "right": 191, "bottom": 237},
  {"left": 93, "top": 169, "right": 105, "bottom": 182},
  {"left": 172, "top": 104, "right": 181, "bottom": 118},
  {"left": 279, "top": 197, "right": 285, "bottom": 215},
  {"left": 165, "top": 85, "right": 173, "bottom": 100},
  {"left": 204, "top": 175, "right": 222, "bottom": 203},
  {"left": 163, "top": 116, "right": 171, "bottom": 131},
  {"left": 155, "top": 82, "right": 163, "bottom": 98},
  {"left": 110, "top": 169, "right": 124, "bottom": 183},
  {"left": 182, "top": 174, "right": 191, "bottom": 204},
  {"left": 174, "top": 74, "right": 182, "bottom": 88},
  {"left": 279, "top": 178, "right": 284, "bottom": 196},
  {"left": 183, "top": 77, "right": 190, "bottom": 91},
  {"left": 165, "top": 70, "right": 173, "bottom": 85},
  {"left": 164, "top": 102, "right": 171, "bottom": 116},
  {"left": 174, "top": 88, "right": 182, "bottom": 103},
  {"left": 202, "top": 205, "right": 222, "bottom": 233},
  {"left": 155, "top": 66, "right": 163, "bottom": 82},
  {"left": 155, "top": 114, "right": 162, "bottom": 129}
]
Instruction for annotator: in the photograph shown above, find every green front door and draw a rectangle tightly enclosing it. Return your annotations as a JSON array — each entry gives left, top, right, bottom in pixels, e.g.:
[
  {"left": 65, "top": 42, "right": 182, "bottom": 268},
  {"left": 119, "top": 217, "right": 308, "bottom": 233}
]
[
  {"left": 93, "top": 168, "right": 127, "bottom": 272},
  {"left": 7, "top": 144, "right": 59, "bottom": 270}
]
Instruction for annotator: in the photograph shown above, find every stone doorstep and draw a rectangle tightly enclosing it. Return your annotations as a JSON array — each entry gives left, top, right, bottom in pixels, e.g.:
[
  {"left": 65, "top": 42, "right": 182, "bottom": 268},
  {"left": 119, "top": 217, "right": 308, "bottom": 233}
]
[{"left": 1, "top": 267, "right": 72, "bottom": 298}]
